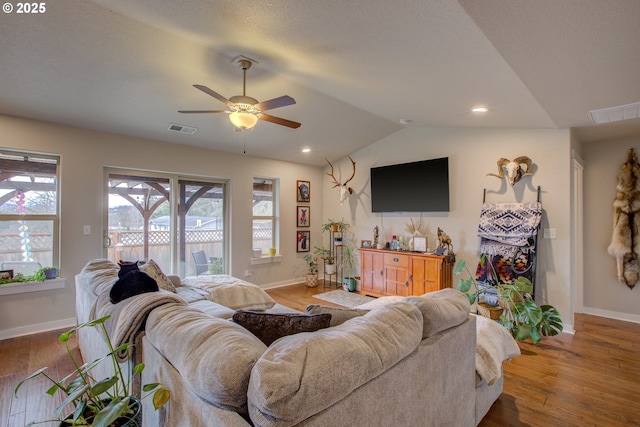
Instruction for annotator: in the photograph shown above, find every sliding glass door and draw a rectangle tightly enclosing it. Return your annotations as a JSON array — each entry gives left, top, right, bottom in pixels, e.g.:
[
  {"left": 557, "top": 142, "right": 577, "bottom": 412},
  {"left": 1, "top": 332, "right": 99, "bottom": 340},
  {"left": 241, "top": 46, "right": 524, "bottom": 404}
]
[{"left": 105, "top": 170, "right": 227, "bottom": 277}]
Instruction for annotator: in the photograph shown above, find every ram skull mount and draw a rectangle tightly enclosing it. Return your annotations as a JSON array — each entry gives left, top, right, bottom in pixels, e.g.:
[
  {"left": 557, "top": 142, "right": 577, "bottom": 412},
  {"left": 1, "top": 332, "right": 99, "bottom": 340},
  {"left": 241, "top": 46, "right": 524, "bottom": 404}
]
[
  {"left": 326, "top": 156, "right": 356, "bottom": 205},
  {"left": 486, "top": 156, "right": 533, "bottom": 186}
]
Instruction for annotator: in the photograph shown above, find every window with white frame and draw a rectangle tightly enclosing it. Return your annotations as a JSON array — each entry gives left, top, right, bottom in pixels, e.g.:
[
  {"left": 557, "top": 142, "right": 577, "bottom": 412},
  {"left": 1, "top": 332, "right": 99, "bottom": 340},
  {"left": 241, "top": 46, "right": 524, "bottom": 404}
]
[
  {"left": 105, "top": 169, "right": 227, "bottom": 277},
  {"left": 252, "top": 177, "right": 278, "bottom": 255},
  {"left": 0, "top": 150, "right": 59, "bottom": 276}
]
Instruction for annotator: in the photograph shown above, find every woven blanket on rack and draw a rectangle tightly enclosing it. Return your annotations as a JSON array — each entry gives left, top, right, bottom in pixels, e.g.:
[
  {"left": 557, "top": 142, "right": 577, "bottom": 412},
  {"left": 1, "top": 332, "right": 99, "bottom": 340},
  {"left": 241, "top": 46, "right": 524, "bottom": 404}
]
[{"left": 477, "top": 202, "right": 542, "bottom": 247}]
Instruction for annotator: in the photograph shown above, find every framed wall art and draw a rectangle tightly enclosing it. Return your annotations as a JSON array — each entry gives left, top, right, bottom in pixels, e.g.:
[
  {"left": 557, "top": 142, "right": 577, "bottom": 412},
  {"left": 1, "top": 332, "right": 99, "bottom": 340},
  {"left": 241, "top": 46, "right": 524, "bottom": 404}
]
[
  {"left": 297, "top": 180, "right": 310, "bottom": 203},
  {"left": 297, "top": 206, "right": 310, "bottom": 227},
  {"left": 297, "top": 231, "right": 310, "bottom": 252}
]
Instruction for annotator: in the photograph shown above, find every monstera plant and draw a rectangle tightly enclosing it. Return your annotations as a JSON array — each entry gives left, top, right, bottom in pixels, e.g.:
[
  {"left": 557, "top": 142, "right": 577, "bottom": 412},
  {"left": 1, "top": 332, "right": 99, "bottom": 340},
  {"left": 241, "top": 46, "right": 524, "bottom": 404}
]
[{"left": 455, "top": 257, "right": 563, "bottom": 344}]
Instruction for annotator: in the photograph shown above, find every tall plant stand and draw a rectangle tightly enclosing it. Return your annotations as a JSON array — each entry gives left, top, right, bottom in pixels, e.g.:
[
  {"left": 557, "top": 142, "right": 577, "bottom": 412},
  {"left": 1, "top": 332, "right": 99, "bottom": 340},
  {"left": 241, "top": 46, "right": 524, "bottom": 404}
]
[{"left": 323, "top": 230, "right": 343, "bottom": 288}]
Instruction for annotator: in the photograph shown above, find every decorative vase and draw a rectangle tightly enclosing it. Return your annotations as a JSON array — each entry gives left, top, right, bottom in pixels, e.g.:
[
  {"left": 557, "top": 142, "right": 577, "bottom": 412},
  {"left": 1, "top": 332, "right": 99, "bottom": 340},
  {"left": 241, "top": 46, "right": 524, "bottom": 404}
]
[
  {"left": 306, "top": 273, "right": 319, "bottom": 288},
  {"left": 342, "top": 277, "right": 356, "bottom": 292}
]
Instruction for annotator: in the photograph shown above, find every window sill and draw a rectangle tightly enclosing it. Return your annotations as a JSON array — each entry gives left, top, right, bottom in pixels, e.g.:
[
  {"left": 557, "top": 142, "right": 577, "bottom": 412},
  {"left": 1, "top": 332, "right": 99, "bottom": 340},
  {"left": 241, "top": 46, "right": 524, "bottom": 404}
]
[
  {"left": 0, "top": 278, "right": 66, "bottom": 296},
  {"left": 250, "top": 255, "right": 282, "bottom": 265}
]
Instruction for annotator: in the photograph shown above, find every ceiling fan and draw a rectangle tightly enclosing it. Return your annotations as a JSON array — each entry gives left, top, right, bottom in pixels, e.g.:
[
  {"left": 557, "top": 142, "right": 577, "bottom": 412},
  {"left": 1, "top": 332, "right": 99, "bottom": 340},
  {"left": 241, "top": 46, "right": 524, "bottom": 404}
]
[{"left": 178, "top": 57, "right": 301, "bottom": 131}]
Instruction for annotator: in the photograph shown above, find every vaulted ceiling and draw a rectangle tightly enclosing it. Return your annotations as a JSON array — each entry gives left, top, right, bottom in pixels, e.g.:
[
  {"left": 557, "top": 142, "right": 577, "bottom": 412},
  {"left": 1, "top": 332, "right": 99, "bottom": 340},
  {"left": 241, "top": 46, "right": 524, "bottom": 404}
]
[{"left": 1, "top": 0, "right": 639, "bottom": 166}]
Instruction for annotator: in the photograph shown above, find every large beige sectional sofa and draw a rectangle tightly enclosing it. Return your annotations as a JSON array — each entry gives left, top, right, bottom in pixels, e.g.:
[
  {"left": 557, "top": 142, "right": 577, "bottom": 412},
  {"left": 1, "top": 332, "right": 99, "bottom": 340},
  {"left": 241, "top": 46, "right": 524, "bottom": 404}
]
[{"left": 75, "top": 259, "right": 517, "bottom": 427}]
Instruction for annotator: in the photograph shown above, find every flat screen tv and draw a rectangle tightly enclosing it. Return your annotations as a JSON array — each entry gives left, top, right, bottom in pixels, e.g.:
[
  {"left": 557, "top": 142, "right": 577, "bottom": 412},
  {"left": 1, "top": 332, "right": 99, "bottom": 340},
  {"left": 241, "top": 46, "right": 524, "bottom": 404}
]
[{"left": 370, "top": 157, "right": 449, "bottom": 212}]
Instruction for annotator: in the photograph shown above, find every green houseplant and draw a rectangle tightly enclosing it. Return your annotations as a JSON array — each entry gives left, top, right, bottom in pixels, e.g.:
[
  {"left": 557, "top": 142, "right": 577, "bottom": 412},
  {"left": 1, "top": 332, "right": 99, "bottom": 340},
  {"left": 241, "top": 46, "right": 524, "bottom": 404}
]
[
  {"left": 320, "top": 218, "right": 350, "bottom": 233},
  {"left": 303, "top": 254, "right": 319, "bottom": 287},
  {"left": 14, "top": 315, "right": 170, "bottom": 427},
  {"left": 455, "top": 256, "right": 563, "bottom": 344},
  {"left": 313, "top": 246, "right": 336, "bottom": 274},
  {"left": 340, "top": 242, "right": 359, "bottom": 292}
]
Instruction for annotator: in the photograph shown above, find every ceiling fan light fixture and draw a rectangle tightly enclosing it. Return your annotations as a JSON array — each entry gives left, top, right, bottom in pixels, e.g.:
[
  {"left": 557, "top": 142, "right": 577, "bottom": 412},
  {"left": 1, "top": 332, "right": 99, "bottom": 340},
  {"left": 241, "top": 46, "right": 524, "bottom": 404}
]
[{"left": 229, "top": 111, "right": 258, "bottom": 130}]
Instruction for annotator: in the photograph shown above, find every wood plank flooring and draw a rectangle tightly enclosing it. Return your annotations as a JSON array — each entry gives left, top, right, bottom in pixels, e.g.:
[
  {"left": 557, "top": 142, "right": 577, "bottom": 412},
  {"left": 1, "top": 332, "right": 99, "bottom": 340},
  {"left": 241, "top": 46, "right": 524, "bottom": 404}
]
[{"left": 1, "top": 283, "right": 638, "bottom": 426}]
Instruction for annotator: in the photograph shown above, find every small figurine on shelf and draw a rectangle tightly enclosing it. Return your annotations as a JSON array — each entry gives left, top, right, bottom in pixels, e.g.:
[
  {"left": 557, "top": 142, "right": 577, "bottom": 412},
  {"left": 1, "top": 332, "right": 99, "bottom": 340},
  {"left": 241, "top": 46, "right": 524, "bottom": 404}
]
[
  {"left": 436, "top": 227, "right": 453, "bottom": 255},
  {"left": 373, "top": 225, "right": 379, "bottom": 247}
]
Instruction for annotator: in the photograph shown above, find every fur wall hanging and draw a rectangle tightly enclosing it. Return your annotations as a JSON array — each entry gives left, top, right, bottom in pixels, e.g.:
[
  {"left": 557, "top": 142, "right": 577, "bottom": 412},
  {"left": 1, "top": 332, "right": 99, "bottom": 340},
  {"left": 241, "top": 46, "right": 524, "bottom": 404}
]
[{"left": 607, "top": 148, "right": 640, "bottom": 289}]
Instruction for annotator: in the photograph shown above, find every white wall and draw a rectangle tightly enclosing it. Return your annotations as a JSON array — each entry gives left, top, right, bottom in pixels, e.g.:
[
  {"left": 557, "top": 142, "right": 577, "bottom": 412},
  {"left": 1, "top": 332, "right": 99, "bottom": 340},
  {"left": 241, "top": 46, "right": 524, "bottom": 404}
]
[
  {"left": 0, "top": 114, "right": 323, "bottom": 338},
  {"left": 321, "top": 126, "right": 575, "bottom": 330},
  {"left": 582, "top": 138, "right": 640, "bottom": 323}
]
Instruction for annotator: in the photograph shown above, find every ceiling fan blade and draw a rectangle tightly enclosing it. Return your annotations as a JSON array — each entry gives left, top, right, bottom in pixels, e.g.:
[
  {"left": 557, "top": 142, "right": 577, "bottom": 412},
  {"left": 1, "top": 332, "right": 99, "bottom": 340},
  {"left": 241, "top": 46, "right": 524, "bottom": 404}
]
[
  {"left": 178, "top": 110, "right": 229, "bottom": 114},
  {"left": 259, "top": 113, "right": 301, "bottom": 129},
  {"left": 255, "top": 95, "right": 296, "bottom": 112},
  {"left": 193, "top": 84, "right": 233, "bottom": 107}
]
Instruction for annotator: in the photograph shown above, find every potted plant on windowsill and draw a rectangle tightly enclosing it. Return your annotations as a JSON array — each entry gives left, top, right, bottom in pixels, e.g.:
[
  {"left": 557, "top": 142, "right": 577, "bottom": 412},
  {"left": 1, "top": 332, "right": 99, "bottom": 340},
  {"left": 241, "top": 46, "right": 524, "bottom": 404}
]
[
  {"left": 14, "top": 315, "right": 170, "bottom": 427},
  {"left": 454, "top": 256, "right": 563, "bottom": 344}
]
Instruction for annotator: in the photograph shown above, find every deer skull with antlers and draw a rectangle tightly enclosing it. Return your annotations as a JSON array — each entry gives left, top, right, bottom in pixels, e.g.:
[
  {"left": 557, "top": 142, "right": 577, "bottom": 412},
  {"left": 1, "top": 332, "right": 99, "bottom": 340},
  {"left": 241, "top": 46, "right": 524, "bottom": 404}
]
[
  {"left": 326, "top": 156, "right": 356, "bottom": 205},
  {"left": 486, "top": 156, "right": 533, "bottom": 186}
]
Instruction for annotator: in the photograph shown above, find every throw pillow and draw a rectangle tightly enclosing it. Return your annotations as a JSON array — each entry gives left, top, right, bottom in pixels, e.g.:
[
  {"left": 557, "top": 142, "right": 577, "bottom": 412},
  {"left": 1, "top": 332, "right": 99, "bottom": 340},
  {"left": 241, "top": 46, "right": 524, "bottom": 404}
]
[
  {"left": 139, "top": 259, "right": 177, "bottom": 292},
  {"left": 117, "top": 260, "right": 139, "bottom": 278},
  {"left": 109, "top": 270, "right": 159, "bottom": 304},
  {"left": 232, "top": 310, "right": 332, "bottom": 346},
  {"left": 305, "top": 304, "right": 368, "bottom": 327}
]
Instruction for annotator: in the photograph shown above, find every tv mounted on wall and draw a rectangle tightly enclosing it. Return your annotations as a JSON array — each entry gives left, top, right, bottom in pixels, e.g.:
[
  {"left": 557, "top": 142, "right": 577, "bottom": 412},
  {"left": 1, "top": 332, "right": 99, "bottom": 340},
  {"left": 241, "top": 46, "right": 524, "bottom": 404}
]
[{"left": 370, "top": 157, "right": 449, "bottom": 212}]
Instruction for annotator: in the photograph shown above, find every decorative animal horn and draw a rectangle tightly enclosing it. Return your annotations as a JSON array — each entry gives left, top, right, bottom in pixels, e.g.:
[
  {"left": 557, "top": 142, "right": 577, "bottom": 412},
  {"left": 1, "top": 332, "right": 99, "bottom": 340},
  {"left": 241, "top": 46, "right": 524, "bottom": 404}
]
[
  {"left": 326, "top": 156, "right": 357, "bottom": 205},
  {"left": 486, "top": 158, "right": 510, "bottom": 180},
  {"left": 486, "top": 156, "right": 533, "bottom": 186}
]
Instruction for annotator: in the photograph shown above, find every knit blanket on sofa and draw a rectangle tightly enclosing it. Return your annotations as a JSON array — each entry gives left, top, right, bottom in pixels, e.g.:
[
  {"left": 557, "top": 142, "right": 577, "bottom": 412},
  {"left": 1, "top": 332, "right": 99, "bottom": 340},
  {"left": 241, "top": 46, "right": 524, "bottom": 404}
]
[{"left": 91, "top": 289, "right": 186, "bottom": 362}]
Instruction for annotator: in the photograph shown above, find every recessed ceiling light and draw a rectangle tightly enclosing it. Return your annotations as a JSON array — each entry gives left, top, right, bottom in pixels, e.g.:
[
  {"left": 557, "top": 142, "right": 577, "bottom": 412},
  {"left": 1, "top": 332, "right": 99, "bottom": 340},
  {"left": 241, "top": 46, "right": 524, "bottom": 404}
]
[
  {"left": 472, "top": 107, "right": 488, "bottom": 113},
  {"left": 301, "top": 148, "right": 311, "bottom": 153},
  {"left": 399, "top": 119, "right": 412, "bottom": 125}
]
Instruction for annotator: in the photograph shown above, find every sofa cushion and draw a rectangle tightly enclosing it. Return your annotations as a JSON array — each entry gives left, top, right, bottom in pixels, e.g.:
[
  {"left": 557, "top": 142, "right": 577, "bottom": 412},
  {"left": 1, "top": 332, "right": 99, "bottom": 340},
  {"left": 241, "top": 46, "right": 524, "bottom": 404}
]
[
  {"left": 109, "top": 270, "right": 159, "bottom": 304},
  {"left": 189, "top": 299, "right": 236, "bottom": 319},
  {"left": 181, "top": 275, "right": 277, "bottom": 310},
  {"left": 247, "top": 302, "right": 423, "bottom": 426},
  {"left": 233, "top": 310, "right": 332, "bottom": 346},
  {"left": 139, "top": 259, "right": 177, "bottom": 292},
  {"left": 404, "top": 288, "right": 471, "bottom": 338},
  {"left": 305, "top": 304, "right": 369, "bottom": 326},
  {"left": 146, "top": 304, "right": 267, "bottom": 414}
]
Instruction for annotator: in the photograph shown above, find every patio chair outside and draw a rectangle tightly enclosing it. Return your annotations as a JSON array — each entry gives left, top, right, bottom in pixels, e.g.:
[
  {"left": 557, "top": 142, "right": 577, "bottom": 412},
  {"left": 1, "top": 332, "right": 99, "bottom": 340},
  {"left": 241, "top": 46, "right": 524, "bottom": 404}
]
[{"left": 192, "top": 250, "right": 209, "bottom": 275}]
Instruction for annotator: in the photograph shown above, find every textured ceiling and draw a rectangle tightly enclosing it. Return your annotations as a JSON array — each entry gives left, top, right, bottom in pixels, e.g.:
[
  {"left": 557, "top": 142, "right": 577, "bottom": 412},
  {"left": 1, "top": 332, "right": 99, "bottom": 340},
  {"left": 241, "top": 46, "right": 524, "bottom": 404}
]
[{"left": 1, "top": 0, "right": 639, "bottom": 166}]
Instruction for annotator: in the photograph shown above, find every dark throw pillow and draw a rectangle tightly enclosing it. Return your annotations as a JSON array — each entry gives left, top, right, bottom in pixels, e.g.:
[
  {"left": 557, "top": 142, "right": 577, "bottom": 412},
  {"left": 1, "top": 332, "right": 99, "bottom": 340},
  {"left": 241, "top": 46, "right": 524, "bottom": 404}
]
[
  {"left": 117, "top": 260, "right": 139, "bottom": 278},
  {"left": 109, "top": 270, "right": 159, "bottom": 304},
  {"left": 232, "top": 311, "right": 332, "bottom": 346}
]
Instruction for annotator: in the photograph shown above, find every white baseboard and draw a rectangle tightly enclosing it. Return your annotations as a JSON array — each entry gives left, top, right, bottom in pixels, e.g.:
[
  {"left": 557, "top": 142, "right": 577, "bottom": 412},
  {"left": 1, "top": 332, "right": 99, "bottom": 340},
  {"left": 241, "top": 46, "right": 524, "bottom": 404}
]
[
  {"left": 0, "top": 317, "right": 76, "bottom": 341},
  {"left": 260, "top": 277, "right": 306, "bottom": 289},
  {"left": 582, "top": 306, "right": 640, "bottom": 324}
]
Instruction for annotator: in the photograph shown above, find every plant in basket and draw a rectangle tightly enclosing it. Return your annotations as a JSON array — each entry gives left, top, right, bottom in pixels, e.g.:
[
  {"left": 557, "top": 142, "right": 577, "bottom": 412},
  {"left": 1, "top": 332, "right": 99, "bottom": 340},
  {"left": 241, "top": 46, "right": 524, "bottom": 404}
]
[
  {"left": 14, "top": 315, "right": 169, "bottom": 427},
  {"left": 454, "top": 256, "right": 563, "bottom": 344}
]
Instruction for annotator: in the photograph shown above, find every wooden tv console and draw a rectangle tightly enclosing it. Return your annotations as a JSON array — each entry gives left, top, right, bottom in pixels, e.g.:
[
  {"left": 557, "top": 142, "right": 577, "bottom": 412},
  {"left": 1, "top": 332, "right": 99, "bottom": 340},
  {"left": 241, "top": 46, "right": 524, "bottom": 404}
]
[{"left": 359, "top": 248, "right": 455, "bottom": 297}]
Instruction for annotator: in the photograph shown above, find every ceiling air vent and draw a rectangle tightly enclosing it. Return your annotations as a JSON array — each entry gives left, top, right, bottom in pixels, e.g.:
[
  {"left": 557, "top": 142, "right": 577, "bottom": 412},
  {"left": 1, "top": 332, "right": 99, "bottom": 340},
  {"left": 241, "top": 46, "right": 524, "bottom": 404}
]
[
  {"left": 589, "top": 102, "right": 640, "bottom": 124},
  {"left": 168, "top": 123, "right": 197, "bottom": 135}
]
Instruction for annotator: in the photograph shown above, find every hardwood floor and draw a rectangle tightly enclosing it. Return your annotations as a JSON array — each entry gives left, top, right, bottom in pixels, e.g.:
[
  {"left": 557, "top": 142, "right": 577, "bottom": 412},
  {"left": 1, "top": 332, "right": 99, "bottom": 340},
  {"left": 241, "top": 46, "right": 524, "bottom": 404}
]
[{"left": 1, "top": 283, "right": 638, "bottom": 427}]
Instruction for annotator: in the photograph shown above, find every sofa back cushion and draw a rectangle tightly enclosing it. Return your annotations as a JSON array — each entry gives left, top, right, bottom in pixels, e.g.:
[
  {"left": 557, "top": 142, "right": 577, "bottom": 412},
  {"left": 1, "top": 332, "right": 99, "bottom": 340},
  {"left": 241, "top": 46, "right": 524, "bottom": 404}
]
[
  {"left": 405, "top": 288, "right": 471, "bottom": 339},
  {"left": 146, "top": 303, "right": 267, "bottom": 414},
  {"left": 80, "top": 259, "right": 119, "bottom": 295},
  {"left": 305, "top": 304, "right": 369, "bottom": 326},
  {"left": 247, "top": 302, "right": 423, "bottom": 426}
]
